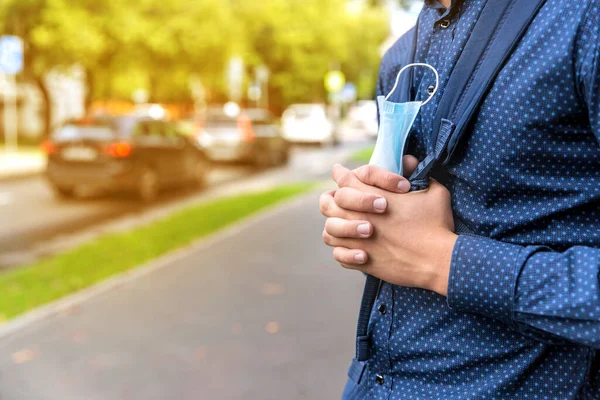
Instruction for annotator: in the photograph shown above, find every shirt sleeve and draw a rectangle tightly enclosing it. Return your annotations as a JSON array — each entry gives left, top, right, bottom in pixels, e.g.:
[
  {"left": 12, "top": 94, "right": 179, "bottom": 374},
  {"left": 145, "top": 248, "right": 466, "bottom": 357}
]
[
  {"left": 447, "top": 235, "right": 600, "bottom": 348},
  {"left": 447, "top": 7, "right": 600, "bottom": 349}
]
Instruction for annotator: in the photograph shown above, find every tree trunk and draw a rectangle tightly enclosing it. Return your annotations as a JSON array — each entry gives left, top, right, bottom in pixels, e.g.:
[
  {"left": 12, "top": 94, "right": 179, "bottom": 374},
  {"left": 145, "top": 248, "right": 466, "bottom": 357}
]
[
  {"left": 33, "top": 75, "right": 52, "bottom": 140},
  {"left": 84, "top": 68, "right": 94, "bottom": 114}
]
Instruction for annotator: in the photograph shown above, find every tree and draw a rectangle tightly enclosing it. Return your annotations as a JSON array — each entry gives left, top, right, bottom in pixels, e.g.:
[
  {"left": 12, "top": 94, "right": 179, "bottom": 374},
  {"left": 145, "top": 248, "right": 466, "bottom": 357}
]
[
  {"left": 233, "top": 0, "right": 389, "bottom": 113},
  {"left": 1, "top": 0, "right": 107, "bottom": 136},
  {"left": 1, "top": 0, "right": 389, "bottom": 128}
]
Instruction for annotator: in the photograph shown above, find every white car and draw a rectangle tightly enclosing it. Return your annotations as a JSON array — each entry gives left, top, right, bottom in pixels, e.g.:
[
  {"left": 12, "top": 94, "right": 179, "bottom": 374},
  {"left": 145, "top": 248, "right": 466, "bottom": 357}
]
[
  {"left": 347, "top": 100, "right": 378, "bottom": 138},
  {"left": 281, "top": 104, "right": 334, "bottom": 145}
]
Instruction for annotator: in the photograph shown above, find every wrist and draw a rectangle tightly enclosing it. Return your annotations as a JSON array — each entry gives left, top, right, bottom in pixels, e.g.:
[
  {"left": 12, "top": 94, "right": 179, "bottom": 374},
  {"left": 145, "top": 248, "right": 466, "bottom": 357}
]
[{"left": 423, "top": 231, "right": 458, "bottom": 297}]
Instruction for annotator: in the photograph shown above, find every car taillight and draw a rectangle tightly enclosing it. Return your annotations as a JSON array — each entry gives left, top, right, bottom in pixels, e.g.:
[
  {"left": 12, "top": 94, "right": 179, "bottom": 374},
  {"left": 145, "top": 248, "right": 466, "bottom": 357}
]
[
  {"left": 104, "top": 142, "right": 132, "bottom": 158},
  {"left": 238, "top": 115, "right": 255, "bottom": 142},
  {"left": 41, "top": 140, "right": 57, "bottom": 155}
]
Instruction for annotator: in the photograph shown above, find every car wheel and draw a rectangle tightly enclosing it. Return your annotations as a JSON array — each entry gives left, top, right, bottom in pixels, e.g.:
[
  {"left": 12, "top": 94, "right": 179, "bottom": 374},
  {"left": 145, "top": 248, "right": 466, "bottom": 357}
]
[
  {"left": 278, "top": 148, "right": 290, "bottom": 165},
  {"left": 253, "top": 150, "right": 270, "bottom": 170},
  {"left": 321, "top": 134, "right": 334, "bottom": 148},
  {"left": 53, "top": 185, "right": 75, "bottom": 199},
  {"left": 193, "top": 157, "right": 210, "bottom": 188},
  {"left": 138, "top": 168, "right": 159, "bottom": 202}
]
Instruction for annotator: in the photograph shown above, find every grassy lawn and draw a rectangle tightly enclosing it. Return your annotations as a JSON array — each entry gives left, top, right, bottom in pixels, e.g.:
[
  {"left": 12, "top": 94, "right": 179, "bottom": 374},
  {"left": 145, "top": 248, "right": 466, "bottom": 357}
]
[
  {"left": 349, "top": 145, "right": 374, "bottom": 164},
  {"left": 0, "top": 183, "right": 314, "bottom": 322}
]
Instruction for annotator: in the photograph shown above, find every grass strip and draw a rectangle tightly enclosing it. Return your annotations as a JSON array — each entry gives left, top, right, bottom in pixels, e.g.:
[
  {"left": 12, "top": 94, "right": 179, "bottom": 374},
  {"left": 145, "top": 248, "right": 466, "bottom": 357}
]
[
  {"left": 0, "top": 182, "right": 314, "bottom": 322},
  {"left": 349, "top": 145, "right": 375, "bottom": 164}
]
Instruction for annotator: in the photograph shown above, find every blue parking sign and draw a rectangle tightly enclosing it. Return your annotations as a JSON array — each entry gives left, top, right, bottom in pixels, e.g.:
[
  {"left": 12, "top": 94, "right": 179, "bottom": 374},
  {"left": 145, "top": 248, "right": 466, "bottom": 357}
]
[{"left": 0, "top": 36, "right": 23, "bottom": 74}]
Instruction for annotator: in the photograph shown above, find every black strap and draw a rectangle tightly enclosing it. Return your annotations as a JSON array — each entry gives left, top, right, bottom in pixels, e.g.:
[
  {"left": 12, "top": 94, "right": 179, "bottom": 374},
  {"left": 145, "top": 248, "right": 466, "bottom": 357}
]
[
  {"left": 353, "top": 0, "right": 546, "bottom": 371},
  {"left": 354, "top": 25, "right": 419, "bottom": 364}
]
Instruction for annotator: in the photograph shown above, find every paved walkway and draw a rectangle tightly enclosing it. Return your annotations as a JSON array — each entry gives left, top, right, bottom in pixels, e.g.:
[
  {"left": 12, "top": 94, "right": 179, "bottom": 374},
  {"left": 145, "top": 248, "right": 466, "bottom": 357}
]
[{"left": 0, "top": 191, "right": 363, "bottom": 400}]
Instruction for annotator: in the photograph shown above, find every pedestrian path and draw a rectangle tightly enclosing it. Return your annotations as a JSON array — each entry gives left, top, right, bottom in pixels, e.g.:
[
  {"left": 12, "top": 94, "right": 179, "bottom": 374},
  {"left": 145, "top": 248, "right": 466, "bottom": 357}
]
[{"left": 0, "top": 190, "right": 364, "bottom": 400}]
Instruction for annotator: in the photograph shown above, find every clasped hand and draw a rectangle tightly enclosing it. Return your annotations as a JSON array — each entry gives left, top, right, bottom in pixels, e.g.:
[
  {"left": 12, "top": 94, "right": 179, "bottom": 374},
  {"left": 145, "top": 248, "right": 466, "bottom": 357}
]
[{"left": 319, "top": 155, "right": 457, "bottom": 296}]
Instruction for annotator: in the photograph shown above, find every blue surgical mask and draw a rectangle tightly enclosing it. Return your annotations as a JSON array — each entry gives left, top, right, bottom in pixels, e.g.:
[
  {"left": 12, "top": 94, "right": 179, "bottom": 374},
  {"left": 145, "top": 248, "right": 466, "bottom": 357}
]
[{"left": 370, "top": 63, "right": 439, "bottom": 176}]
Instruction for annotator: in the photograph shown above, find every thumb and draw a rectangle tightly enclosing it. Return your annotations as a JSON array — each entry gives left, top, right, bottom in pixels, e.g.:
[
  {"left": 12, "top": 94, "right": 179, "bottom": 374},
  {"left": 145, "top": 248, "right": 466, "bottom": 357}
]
[{"left": 402, "top": 155, "right": 419, "bottom": 178}]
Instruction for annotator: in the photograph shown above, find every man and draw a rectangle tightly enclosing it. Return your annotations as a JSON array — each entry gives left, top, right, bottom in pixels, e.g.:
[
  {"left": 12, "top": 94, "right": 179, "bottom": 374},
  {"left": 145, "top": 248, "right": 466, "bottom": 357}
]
[{"left": 320, "top": 0, "right": 600, "bottom": 398}]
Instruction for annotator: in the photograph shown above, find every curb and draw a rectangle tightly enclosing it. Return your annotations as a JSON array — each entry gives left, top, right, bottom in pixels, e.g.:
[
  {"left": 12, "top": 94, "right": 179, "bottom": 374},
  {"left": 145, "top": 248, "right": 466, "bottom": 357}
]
[
  {"left": 0, "top": 188, "right": 321, "bottom": 341},
  {"left": 0, "top": 170, "right": 43, "bottom": 183}
]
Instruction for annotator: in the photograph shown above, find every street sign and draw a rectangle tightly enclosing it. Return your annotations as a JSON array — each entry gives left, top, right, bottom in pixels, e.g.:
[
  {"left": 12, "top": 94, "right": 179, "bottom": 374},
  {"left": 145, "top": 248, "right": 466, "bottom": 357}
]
[
  {"left": 248, "top": 82, "right": 261, "bottom": 102},
  {"left": 0, "top": 36, "right": 23, "bottom": 74},
  {"left": 341, "top": 82, "right": 357, "bottom": 102},
  {"left": 324, "top": 70, "right": 345, "bottom": 93}
]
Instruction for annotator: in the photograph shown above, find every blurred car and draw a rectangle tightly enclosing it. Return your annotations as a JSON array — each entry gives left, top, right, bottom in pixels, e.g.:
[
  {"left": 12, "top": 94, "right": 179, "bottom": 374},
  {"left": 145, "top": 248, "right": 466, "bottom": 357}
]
[
  {"left": 281, "top": 104, "right": 334, "bottom": 145},
  {"left": 195, "top": 106, "right": 289, "bottom": 168},
  {"left": 42, "top": 115, "right": 210, "bottom": 201},
  {"left": 347, "top": 100, "right": 378, "bottom": 138}
]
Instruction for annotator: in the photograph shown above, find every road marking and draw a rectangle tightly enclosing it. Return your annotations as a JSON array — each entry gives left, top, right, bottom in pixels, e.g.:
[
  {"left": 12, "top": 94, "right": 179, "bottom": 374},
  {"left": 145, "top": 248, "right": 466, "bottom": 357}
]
[{"left": 0, "top": 192, "right": 12, "bottom": 206}]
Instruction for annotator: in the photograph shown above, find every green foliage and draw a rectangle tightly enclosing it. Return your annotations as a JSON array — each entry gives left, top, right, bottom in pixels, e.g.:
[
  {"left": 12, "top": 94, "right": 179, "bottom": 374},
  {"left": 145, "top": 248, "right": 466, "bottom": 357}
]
[
  {"left": 0, "top": 0, "right": 389, "bottom": 109},
  {"left": 0, "top": 182, "right": 315, "bottom": 321},
  {"left": 349, "top": 145, "right": 375, "bottom": 163}
]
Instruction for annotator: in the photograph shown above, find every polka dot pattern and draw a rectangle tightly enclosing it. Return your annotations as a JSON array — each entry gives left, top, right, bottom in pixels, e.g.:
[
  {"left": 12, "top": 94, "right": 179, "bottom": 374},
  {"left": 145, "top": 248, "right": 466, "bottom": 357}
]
[{"left": 343, "top": 1, "right": 600, "bottom": 399}]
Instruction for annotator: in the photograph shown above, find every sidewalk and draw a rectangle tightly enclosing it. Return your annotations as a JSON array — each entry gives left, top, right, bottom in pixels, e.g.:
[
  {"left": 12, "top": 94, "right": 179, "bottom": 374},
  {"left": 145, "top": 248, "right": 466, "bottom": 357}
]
[
  {"left": 0, "top": 150, "right": 45, "bottom": 180},
  {"left": 0, "top": 190, "right": 363, "bottom": 400}
]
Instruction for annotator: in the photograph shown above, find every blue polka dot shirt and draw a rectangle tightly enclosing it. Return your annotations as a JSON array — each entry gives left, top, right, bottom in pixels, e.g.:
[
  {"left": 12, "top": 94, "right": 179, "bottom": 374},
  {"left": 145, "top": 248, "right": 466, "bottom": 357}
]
[{"left": 342, "top": 0, "right": 600, "bottom": 399}]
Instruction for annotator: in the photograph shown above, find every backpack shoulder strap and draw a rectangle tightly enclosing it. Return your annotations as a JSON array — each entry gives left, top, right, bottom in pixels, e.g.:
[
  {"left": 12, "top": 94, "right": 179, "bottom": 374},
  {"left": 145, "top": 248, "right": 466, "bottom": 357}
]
[
  {"left": 349, "top": 25, "right": 420, "bottom": 384},
  {"left": 410, "top": 0, "right": 547, "bottom": 182}
]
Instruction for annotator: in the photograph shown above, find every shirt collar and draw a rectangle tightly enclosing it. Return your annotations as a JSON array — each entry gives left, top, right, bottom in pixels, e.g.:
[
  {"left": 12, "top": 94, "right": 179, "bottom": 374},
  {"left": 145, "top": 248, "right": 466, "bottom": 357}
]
[{"left": 424, "top": 0, "right": 464, "bottom": 19}]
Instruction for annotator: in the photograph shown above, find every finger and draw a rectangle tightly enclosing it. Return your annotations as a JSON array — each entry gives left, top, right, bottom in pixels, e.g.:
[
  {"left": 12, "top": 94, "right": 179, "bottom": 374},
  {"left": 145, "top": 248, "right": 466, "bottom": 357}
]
[
  {"left": 353, "top": 164, "right": 410, "bottom": 193},
  {"left": 333, "top": 247, "right": 368, "bottom": 267},
  {"left": 325, "top": 217, "right": 372, "bottom": 239},
  {"left": 332, "top": 164, "right": 363, "bottom": 190},
  {"left": 334, "top": 187, "right": 387, "bottom": 213},
  {"left": 319, "top": 190, "right": 336, "bottom": 216},
  {"left": 321, "top": 192, "right": 368, "bottom": 220},
  {"left": 402, "top": 155, "right": 419, "bottom": 178},
  {"left": 322, "top": 229, "right": 359, "bottom": 248}
]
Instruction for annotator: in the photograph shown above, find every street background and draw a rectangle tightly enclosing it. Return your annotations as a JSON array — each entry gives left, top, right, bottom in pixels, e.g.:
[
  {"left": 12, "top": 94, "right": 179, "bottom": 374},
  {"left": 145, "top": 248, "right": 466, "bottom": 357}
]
[{"left": 0, "top": 0, "right": 421, "bottom": 398}]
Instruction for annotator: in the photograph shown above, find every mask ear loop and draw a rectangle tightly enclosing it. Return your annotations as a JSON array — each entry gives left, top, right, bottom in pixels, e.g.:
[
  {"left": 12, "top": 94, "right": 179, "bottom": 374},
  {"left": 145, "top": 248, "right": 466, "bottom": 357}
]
[{"left": 385, "top": 63, "right": 439, "bottom": 106}]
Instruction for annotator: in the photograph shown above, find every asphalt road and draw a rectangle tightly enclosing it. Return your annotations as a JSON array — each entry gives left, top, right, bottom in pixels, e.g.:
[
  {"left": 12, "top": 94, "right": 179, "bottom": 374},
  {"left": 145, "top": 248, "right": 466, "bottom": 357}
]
[
  {"left": 0, "top": 167, "right": 249, "bottom": 255},
  {"left": 0, "top": 190, "right": 364, "bottom": 400},
  {"left": 0, "top": 142, "right": 366, "bottom": 266}
]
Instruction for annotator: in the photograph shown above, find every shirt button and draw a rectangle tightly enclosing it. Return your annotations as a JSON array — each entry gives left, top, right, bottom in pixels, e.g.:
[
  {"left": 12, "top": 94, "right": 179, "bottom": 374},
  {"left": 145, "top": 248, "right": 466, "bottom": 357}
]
[
  {"left": 440, "top": 19, "right": 451, "bottom": 29},
  {"left": 427, "top": 85, "right": 436, "bottom": 95},
  {"left": 377, "top": 304, "right": 387, "bottom": 314},
  {"left": 376, "top": 374, "right": 385, "bottom": 385}
]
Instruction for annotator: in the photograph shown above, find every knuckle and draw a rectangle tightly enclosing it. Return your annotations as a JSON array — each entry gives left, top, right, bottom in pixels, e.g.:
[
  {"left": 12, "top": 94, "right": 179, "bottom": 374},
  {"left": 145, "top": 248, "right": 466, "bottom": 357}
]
[
  {"left": 332, "top": 247, "right": 341, "bottom": 261},
  {"left": 383, "top": 172, "right": 397, "bottom": 186},
  {"left": 325, "top": 198, "right": 336, "bottom": 216},
  {"left": 333, "top": 187, "right": 348, "bottom": 203},
  {"left": 337, "top": 171, "right": 354, "bottom": 188},
  {"left": 322, "top": 230, "right": 332, "bottom": 245},
  {"left": 319, "top": 193, "right": 330, "bottom": 215},
  {"left": 357, "top": 165, "right": 372, "bottom": 183},
  {"left": 324, "top": 217, "right": 335, "bottom": 232},
  {"left": 333, "top": 248, "right": 347, "bottom": 264},
  {"left": 359, "top": 193, "right": 372, "bottom": 209}
]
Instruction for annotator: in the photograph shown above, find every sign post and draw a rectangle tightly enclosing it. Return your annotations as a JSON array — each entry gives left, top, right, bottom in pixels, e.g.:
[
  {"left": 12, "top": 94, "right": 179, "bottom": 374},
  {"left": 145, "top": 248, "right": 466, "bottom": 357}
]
[
  {"left": 0, "top": 36, "right": 24, "bottom": 152},
  {"left": 255, "top": 65, "right": 269, "bottom": 109},
  {"left": 227, "top": 57, "right": 244, "bottom": 103}
]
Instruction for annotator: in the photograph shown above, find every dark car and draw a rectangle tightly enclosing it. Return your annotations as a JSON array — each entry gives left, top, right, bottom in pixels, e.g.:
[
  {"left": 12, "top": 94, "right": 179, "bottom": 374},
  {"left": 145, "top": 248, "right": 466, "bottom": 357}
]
[
  {"left": 42, "top": 115, "right": 210, "bottom": 201},
  {"left": 194, "top": 106, "right": 289, "bottom": 168}
]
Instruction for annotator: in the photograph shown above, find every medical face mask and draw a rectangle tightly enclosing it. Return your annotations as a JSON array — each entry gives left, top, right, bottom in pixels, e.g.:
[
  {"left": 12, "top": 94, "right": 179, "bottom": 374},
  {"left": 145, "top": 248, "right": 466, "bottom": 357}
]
[{"left": 369, "top": 63, "right": 439, "bottom": 176}]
